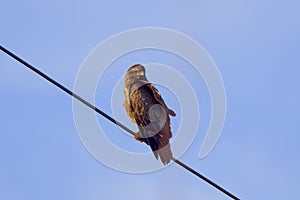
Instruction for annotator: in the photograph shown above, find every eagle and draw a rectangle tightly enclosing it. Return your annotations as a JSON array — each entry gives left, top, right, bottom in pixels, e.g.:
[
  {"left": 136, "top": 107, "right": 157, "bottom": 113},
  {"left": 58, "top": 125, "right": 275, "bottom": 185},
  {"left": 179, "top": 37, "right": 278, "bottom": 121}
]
[{"left": 123, "top": 64, "right": 176, "bottom": 165}]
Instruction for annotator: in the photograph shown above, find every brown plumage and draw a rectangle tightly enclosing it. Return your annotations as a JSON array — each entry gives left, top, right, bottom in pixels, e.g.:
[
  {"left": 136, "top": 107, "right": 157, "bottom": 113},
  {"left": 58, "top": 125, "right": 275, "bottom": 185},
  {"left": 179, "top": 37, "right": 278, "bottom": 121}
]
[{"left": 123, "top": 64, "right": 176, "bottom": 165}]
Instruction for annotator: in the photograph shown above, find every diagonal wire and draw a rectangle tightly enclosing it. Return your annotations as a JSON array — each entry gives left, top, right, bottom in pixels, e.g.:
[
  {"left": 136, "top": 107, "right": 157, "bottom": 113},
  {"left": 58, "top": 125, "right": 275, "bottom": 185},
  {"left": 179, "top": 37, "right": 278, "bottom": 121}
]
[{"left": 0, "top": 45, "right": 240, "bottom": 200}]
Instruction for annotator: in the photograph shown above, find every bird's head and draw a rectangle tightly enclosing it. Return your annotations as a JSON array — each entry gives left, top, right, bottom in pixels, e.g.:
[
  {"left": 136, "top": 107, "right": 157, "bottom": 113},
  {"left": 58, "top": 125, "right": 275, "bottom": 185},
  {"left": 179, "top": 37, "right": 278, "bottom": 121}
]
[{"left": 125, "top": 64, "right": 147, "bottom": 81}]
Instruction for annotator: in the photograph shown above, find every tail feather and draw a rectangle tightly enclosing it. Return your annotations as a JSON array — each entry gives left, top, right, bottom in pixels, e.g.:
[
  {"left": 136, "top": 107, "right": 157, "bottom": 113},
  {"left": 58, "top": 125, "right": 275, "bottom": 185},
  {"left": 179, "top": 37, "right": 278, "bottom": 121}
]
[
  {"left": 145, "top": 137, "right": 172, "bottom": 165},
  {"left": 154, "top": 143, "right": 172, "bottom": 165},
  {"left": 153, "top": 151, "right": 159, "bottom": 160}
]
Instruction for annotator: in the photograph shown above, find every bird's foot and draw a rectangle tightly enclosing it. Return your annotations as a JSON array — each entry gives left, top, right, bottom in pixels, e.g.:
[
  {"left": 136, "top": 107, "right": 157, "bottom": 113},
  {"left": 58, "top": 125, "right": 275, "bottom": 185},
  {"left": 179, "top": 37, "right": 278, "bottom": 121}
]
[
  {"left": 134, "top": 131, "right": 144, "bottom": 143},
  {"left": 134, "top": 136, "right": 144, "bottom": 143}
]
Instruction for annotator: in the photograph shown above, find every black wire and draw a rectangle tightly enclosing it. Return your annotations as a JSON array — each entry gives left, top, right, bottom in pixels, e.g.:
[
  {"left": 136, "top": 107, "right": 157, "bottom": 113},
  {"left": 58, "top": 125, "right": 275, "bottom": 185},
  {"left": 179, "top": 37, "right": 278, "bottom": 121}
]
[
  {"left": 172, "top": 158, "right": 240, "bottom": 199},
  {"left": 0, "top": 45, "right": 135, "bottom": 136},
  {"left": 0, "top": 45, "right": 240, "bottom": 200}
]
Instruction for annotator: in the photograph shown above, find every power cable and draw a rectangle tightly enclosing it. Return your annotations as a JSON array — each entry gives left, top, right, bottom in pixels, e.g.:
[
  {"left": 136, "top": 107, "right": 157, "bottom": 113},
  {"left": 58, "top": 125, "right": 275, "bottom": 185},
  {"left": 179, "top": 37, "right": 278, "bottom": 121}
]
[{"left": 0, "top": 45, "right": 240, "bottom": 200}]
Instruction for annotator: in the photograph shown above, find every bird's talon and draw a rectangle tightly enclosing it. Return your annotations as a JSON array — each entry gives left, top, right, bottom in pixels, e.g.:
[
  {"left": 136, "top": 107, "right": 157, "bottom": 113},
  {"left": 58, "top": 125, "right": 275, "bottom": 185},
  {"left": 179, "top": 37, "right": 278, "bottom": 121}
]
[{"left": 134, "top": 136, "right": 144, "bottom": 143}]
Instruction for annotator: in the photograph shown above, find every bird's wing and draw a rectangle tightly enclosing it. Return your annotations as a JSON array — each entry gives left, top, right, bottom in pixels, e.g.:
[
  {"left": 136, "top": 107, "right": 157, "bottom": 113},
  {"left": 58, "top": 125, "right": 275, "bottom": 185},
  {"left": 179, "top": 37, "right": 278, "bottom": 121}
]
[
  {"left": 129, "top": 83, "right": 174, "bottom": 164},
  {"left": 146, "top": 83, "right": 174, "bottom": 164},
  {"left": 148, "top": 83, "right": 176, "bottom": 117}
]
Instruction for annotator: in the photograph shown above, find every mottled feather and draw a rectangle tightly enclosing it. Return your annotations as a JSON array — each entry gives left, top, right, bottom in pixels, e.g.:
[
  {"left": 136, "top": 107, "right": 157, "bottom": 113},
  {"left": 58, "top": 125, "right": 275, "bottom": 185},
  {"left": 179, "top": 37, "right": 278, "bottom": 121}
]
[{"left": 123, "top": 64, "right": 176, "bottom": 165}]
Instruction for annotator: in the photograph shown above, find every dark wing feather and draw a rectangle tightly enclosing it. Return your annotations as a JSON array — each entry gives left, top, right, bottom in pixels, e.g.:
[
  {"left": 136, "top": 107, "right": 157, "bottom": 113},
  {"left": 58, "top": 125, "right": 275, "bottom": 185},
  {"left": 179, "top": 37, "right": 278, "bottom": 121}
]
[
  {"left": 129, "top": 83, "right": 175, "bottom": 165},
  {"left": 149, "top": 84, "right": 176, "bottom": 117}
]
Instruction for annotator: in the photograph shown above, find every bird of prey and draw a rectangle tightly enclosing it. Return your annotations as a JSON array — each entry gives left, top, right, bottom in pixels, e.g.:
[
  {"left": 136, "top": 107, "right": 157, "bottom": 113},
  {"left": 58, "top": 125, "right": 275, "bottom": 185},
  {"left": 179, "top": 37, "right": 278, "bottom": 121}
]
[{"left": 123, "top": 64, "right": 176, "bottom": 165}]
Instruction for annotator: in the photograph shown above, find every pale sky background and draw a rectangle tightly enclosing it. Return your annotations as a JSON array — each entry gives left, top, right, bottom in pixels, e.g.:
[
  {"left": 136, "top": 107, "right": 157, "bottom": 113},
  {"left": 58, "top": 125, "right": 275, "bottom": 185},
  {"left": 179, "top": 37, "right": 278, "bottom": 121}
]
[{"left": 1, "top": 1, "right": 300, "bottom": 199}]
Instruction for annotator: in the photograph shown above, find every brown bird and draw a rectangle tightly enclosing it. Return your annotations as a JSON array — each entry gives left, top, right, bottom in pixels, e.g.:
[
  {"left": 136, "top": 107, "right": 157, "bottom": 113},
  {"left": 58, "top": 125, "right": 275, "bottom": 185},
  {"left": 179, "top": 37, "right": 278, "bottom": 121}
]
[{"left": 123, "top": 64, "right": 176, "bottom": 165}]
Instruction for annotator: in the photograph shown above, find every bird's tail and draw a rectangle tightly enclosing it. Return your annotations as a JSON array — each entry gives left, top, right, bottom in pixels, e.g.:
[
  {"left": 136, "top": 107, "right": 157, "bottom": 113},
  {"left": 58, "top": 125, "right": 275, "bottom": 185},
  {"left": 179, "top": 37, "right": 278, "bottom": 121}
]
[
  {"left": 139, "top": 128, "right": 173, "bottom": 165},
  {"left": 153, "top": 143, "right": 172, "bottom": 165}
]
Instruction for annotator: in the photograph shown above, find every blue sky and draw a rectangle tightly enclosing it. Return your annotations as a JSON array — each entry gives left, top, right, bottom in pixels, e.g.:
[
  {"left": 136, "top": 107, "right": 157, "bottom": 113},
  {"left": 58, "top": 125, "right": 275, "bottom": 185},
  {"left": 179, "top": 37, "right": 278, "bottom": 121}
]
[{"left": 1, "top": 0, "right": 300, "bottom": 199}]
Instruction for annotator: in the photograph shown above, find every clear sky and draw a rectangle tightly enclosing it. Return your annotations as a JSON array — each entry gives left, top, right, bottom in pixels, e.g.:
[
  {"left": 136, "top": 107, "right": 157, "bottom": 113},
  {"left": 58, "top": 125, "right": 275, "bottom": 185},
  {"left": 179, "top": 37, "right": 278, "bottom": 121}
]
[{"left": 1, "top": 1, "right": 299, "bottom": 199}]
